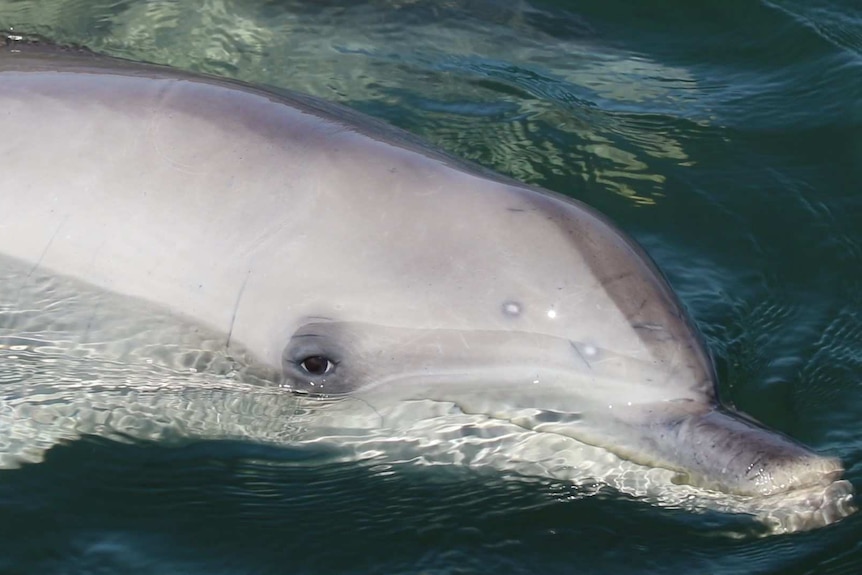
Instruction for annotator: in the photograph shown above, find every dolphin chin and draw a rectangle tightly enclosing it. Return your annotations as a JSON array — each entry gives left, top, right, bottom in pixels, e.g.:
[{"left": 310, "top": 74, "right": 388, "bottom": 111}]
[{"left": 0, "top": 39, "right": 855, "bottom": 535}]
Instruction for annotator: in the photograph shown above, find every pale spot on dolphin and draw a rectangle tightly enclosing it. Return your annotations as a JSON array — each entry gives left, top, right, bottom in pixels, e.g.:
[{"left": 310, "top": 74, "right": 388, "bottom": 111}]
[
  {"left": 502, "top": 301, "right": 522, "bottom": 317},
  {"left": 546, "top": 309, "right": 557, "bottom": 319}
]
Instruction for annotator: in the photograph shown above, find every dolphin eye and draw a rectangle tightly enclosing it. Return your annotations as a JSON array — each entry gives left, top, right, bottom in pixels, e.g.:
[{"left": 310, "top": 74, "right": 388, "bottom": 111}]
[{"left": 299, "top": 355, "right": 334, "bottom": 376}]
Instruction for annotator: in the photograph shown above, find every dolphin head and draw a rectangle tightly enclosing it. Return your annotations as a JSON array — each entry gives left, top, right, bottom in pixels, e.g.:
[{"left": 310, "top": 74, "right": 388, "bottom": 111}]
[{"left": 267, "top": 176, "right": 845, "bottom": 501}]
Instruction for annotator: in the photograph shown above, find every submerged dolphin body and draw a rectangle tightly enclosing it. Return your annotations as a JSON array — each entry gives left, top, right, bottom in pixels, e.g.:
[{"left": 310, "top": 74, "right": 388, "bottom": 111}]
[{"left": 0, "top": 43, "right": 855, "bottom": 533}]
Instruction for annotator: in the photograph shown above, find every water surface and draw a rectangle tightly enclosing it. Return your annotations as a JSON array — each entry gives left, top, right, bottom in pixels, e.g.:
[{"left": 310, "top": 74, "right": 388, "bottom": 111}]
[{"left": 0, "top": 1, "right": 860, "bottom": 573}]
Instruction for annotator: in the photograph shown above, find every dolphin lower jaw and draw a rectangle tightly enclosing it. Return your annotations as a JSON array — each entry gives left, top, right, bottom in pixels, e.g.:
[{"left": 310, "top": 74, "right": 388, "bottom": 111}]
[
  {"left": 478, "top": 393, "right": 846, "bottom": 499},
  {"left": 290, "top": 393, "right": 856, "bottom": 534},
  {"left": 354, "top": 367, "right": 846, "bottom": 497}
]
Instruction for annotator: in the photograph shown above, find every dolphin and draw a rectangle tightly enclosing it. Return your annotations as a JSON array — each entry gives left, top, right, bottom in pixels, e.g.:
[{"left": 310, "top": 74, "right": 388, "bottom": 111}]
[{"left": 0, "top": 40, "right": 855, "bottom": 533}]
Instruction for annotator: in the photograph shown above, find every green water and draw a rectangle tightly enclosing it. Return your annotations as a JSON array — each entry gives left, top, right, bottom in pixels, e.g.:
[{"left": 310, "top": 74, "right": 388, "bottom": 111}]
[{"left": 0, "top": 0, "right": 861, "bottom": 573}]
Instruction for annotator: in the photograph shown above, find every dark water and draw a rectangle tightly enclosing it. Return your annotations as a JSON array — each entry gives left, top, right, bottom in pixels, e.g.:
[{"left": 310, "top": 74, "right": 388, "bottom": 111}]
[{"left": 1, "top": 0, "right": 861, "bottom": 573}]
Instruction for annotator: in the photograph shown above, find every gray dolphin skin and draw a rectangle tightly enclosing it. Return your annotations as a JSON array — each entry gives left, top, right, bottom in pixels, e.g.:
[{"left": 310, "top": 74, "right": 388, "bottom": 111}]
[{"left": 0, "top": 41, "right": 855, "bottom": 533}]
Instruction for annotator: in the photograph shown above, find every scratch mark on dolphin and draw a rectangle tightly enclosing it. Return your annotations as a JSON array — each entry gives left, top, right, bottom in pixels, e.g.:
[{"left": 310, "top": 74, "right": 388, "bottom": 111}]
[
  {"left": 226, "top": 270, "right": 252, "bottom": 351},
  {"left": 570, "top": 340, "right": 592, "bottom": 370},
  {"left": 27, "top": 214, "right": 68, "bottom": 278}
]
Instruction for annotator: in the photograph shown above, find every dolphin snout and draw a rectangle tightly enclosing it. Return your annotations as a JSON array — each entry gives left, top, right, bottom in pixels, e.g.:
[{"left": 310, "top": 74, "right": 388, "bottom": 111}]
[{"left": 654, "top": 408, "right": 845, "bottom": 497}]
